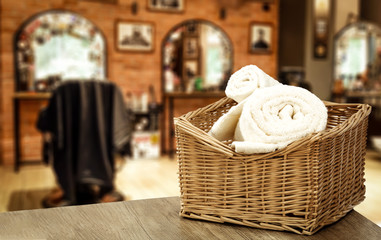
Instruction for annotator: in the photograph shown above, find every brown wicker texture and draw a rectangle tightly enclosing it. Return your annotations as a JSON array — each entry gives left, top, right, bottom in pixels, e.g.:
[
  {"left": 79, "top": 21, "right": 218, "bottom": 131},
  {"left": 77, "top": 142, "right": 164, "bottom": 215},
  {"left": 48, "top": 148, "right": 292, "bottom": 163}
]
[{"left": 174, "top": 97, "right": 371, "bottom": 235}]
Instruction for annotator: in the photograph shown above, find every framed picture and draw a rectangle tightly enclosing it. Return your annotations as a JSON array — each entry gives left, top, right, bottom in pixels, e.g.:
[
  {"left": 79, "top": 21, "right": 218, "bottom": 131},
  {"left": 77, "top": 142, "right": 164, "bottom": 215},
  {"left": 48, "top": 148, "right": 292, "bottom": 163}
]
[
  {"left": 183, "top": 60, "right": 199, "bottom": 91},
  {"left": 183, "top": 38, "right": 198, "bottom": 59},
  {"left": 147, "top": 0, "right": 184, "bottom": 13},
  {"left": 115, "top": 20, "right": 154, "bottom": 52},
  {"left": 313, "top": 0, "right": 331, "bottom": 59},
  {"left": 184, "top": 21, "right": 199, "bottom": 37},
  {"left": 249, "top": 22, "right": 273, "bottom": 54},
  {"left": 183, "top": 60, "right": 198, "bottom": 79}
]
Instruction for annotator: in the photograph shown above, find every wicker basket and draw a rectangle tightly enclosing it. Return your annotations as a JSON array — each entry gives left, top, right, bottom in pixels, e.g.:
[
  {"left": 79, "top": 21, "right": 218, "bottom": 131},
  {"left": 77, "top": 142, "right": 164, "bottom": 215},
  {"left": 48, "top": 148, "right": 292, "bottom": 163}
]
[{"left": 174, "top": 97, "right": 371, "bottom": 235}]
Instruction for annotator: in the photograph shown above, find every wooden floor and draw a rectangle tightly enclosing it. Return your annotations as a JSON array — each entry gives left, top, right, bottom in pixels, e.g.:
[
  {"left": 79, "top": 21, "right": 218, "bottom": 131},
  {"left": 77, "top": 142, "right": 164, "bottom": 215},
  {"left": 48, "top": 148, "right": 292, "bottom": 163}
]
[{"left": 0, "top": 150, "right": 380, "bottom": 226}]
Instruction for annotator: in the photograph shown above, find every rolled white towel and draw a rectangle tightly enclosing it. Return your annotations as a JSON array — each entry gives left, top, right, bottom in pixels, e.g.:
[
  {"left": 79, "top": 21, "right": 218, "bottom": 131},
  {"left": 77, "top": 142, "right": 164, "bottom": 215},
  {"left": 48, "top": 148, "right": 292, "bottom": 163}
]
[
  {"left": 225, "top": 65, "right": 280, "bottom": 103},
  {"left": 232, "top": 85, "right": 328, "bottom": 154},
  {"left": 208, "top": 99, "right": 246, "bottom": 141}
]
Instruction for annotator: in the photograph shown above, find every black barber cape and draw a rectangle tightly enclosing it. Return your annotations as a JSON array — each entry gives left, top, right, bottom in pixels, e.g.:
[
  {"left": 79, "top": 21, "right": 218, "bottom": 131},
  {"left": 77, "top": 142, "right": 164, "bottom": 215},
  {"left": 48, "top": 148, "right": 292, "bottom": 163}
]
[{"left": 37, "top": 81, "right": 132, "bottom": 204}]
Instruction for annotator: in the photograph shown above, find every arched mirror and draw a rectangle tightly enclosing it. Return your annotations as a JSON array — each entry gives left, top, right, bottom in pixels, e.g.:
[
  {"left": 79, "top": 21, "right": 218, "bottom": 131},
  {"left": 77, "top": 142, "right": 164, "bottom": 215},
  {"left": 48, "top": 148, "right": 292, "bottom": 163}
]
[
  {"left": 14, "top": 10, "right": 107, "bottom": 92},
  {"left": 333, "top": 21, "right": 381, "bottom": 96},
  {"left": 333, "top": 21, "right": 381, "bottom": 141},
  {"left": 162, "top": 19, "right": 233, "bottom": 93}
]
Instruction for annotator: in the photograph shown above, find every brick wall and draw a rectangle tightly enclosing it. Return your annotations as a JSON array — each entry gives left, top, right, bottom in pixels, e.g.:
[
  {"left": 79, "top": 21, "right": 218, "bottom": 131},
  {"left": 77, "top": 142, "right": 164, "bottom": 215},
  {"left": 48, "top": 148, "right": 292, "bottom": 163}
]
[{"left": 0, "top": 0, "right": 279, "bottom": 165}]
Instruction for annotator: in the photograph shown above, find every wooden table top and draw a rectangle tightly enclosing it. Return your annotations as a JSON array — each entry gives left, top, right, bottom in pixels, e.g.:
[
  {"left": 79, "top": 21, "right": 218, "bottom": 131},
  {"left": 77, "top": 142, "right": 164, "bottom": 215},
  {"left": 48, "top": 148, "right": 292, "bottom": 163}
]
[
  {"left": 13, "top": 92, "right": 51, "bottom": 100},
  {"left": 0, "top": 197, "right": 380, "bottom": 239}
]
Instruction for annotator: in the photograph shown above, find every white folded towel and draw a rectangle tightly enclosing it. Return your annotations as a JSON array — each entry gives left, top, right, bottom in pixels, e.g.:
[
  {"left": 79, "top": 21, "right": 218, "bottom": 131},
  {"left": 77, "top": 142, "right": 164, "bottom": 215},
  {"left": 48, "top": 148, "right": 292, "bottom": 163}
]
[
  {"left": 225, "top": 65, "right": 280, "bottom": 103},
  {"left": 232, "top": 85, "right": 327, "bottom": 154},
  {"left": 208, "top": 99, "right": 246, "bottom": 141},
  {"left": 209, "top": 65, "right": 279, "bottom": 141}
]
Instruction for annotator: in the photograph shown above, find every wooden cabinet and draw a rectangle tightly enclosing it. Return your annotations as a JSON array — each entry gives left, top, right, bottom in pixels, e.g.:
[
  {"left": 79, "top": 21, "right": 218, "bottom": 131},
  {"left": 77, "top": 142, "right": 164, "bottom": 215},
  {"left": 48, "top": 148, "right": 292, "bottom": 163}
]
[{"left": 13, "top": 92, "right": 51, "bottom": 171}]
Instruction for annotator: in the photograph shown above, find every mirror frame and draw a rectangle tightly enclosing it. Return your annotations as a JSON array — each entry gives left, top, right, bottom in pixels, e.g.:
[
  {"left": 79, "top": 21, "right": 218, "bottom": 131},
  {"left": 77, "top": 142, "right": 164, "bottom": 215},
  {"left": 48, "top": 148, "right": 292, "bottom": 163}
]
[
  {"left": 13, "top": 9, "right": 108, "bottom": 92},
  {"left": 332, "top": 21, "right": 381, "bottom": 95},
  {"left": 161, "top": 19, "right": 234, "bottom": 94}
]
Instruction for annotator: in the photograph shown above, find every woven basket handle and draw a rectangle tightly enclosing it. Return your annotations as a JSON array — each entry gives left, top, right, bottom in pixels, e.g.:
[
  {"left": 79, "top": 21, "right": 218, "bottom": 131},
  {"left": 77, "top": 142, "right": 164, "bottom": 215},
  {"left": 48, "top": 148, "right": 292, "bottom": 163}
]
[
  {"left": 174, "top": 117, "right": 234, "bottom": 158},
  {"left": 323, "top": 100, "right": 371, "bottom": 108},
  {"left": 323, "top": 100, "right": 337, "bottom": 106},
  {"left": 310, "top": 101, "right": 372, "bottom": 142}
]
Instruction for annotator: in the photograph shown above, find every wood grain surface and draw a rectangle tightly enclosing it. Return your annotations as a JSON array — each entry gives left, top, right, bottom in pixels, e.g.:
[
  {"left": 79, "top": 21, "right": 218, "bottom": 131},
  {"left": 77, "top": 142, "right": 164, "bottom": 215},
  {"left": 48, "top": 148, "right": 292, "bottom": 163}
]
[{"left": 0, "top": 197, "right": 380, "bottom": 239}]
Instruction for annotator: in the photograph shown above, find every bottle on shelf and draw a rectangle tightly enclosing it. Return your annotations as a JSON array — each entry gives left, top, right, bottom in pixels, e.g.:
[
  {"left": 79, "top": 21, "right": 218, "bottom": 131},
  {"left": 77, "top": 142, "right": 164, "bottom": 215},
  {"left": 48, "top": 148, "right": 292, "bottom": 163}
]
[{"left": 148, "top": 84, "right": 159, "bottom": 131}]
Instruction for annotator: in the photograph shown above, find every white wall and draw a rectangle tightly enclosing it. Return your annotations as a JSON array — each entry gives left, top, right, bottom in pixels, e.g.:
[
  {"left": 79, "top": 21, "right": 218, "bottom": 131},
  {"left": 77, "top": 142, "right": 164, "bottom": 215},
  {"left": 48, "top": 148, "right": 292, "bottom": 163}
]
[{"left": 334, "top": 0, "right": 359, "bottom": 33}]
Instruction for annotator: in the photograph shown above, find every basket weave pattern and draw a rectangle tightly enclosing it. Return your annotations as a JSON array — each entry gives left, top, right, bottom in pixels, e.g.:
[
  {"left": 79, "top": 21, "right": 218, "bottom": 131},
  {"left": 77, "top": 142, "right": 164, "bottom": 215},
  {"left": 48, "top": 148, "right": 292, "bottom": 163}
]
[{"left": 174, "top": 97, "right": 371, "bottom": 235}]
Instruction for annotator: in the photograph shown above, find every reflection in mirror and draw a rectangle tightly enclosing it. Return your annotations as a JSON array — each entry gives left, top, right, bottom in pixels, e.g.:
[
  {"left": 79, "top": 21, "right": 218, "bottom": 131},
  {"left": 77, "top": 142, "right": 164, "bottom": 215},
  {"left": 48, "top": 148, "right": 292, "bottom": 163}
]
[
  {"left": 15, "top": 10, "right": 106, "bottom": 92},
  {"left": 162, "top": 20, "right": 233, "bottom": 93},
  {"left": 333, "top": 22, "right": 381, "bottom": 100}
]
